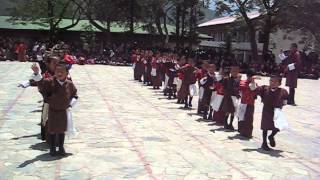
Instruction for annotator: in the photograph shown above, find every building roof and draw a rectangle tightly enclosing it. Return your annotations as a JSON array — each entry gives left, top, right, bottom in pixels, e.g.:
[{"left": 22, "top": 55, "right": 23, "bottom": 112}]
[
  {"left": 198, "top": 12, "right": 261, "bottom": 27},
  {"left": 0, "top": 16, "right": 211, "bottom": 38}
]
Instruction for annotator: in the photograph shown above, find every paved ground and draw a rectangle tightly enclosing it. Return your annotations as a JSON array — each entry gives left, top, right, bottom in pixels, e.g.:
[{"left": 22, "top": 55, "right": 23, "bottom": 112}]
[{"left": 0, "top": 61, "right": 319, "bottom": 180}]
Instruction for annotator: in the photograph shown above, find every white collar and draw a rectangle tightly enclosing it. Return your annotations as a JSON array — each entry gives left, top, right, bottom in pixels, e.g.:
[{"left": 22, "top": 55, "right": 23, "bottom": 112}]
[{"left": 57, "top": 79, "right": 66, "bottom": 86}]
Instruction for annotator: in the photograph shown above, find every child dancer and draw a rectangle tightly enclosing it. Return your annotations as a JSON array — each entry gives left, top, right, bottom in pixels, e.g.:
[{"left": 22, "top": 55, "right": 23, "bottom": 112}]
[
  {"left": 200, "top": 64, "right": 216, "bottom": 120},
  {"left": 221, "top": 66, "right": 241, "bottom": 130},
  {"left": 237, "top": 70, "right": 258, "bottom": 138},
  {"left": 31, "top": 62, "right": 78, "bottom": 156},
  {"left": 253, "top": 75, "right": 289, "bottom": 151}
]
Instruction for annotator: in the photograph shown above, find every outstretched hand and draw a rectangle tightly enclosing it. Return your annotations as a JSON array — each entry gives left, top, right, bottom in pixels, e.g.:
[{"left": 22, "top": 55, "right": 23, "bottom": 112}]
[{"left": 31, "top": 63, "right": 39, "bottom": 74}]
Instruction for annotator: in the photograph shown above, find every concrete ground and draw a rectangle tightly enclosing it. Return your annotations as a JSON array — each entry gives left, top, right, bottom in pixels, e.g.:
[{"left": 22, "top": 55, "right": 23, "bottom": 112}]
[{"left": 0, "top": 61, "right": 319, "bottom": 180}]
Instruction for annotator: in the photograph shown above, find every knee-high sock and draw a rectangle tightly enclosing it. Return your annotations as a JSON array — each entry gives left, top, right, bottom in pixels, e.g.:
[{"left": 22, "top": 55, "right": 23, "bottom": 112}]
[
  {"left": 58, "top": 133, "right": 65, "bottom": 149},
  {"left": 185, "top": 97, "right": 188, "bottom": 106},
  {"left": 189, "top": 96, "right": 193, "bottom": 105},
  {"left": 270, "top": 129, "right": 279, "bottom": 137},
  {"left": 229, "top": 115, "right": 234, "bottom": 125},
  {"left": 262, "top": 130, "right": 268, "bottom": 144},
  {"left": 208, "top": 108, "right": 213, "bottom": 118},
  {"left": 289, "top": 88, "right": 295, "bottom": 103},
  {"left": 224, "top": 115, "right": 229, "bottom": 126},
  {"left": 49, "top": 134, "right": 56, "bottom": 151}
]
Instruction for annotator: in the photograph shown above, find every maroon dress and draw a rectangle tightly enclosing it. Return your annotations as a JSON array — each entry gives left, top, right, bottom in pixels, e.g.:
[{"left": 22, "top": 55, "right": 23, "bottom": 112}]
[
  {"left": 257, "top": 86, "right": 288, "bottom": 130},
  {"left": 238, "top": 80, "right": 257, "bottom": 137},
  {"left": 177, "top": 64, "right": 197, "bottom": 99},
  {"left": 151, "top": 58, "right": 162, "bottom": 87},
  {"left": 220, "top": 77, "right": 240, "bottom": 114},
  {"left": 38, "top": 78, "right": 77, "bottom": 134},
  {"left": 285, "top": 51, "right": 301, "bottom": 88},
  {"left": 201, "top": 73, "right": 216, "bottom": 107}
]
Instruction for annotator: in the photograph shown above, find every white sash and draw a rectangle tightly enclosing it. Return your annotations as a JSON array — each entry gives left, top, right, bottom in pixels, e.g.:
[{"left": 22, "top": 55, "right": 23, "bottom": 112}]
[
  {"left": 176, "top": 79, "right": 182, "bottom": 91},
  {"left": 288, "top": 63, "right": 295, "bottom": 71},
  {"left": 66, "top": 108, "right": 77, "bottom": 138},
  {"left": 41, "top": 103, "right": 49, "bottom": 126},
  {"left": 232, "top": 96, "right": 240, "bottom": 116},
  {"left": 189, "top": 84, "right": 197, "bottom": 97},
  {"left": 164, "top": 74, "right": 169, "bottom": 89},
  {"left": 236, "top": 103, "right": 247, "bottom": 122},
  {"left": 273, "top": 108, "right": 289, "bottom": 131},
  {"left": 211, "top": 94, "right": 223, "bottom": 111},
  {"left": 199, "top": 87, "right": 204, "bottom": 100},
  {"left": 173, "top": 77, "right": 179, "bottom": 85},
  {"left": 18, "top": 80, "right": 31, "bottom": 88},
  {"left": 151, "top": 68, "right": 157, "bottom": 76}
]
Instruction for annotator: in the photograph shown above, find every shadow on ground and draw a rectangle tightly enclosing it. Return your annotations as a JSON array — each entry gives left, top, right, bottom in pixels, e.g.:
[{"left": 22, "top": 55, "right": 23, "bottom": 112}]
[
  {"left": 18, "top": 153, "right": 73, "bottom": 168},
  {"left": 242, "top": 148, "right": 284, "bottom": 158},
  {"left": 11, "top": 134, "right": 41, "bottom": 140}
]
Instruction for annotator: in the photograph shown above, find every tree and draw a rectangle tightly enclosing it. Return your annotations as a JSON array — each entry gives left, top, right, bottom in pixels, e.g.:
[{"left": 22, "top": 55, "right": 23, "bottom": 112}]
[
  {"left": 279, "top": 0, "right": 320, "bottom": 46},
  {"left": 9, "top": 0, "right": 82, "bottom": 45},
  {"left": 216, "top": 0, "right": 260, "bottom": 62}
]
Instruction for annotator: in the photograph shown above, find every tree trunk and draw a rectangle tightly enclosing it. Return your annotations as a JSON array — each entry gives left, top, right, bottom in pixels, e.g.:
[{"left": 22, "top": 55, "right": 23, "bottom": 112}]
[
  {"left": 262, "top": 15, "right": 272, "bottom": 63},
  {"left": 47, "top": 0, "right": 56, "bottom": 46},
  {"left": 188, "top": 5, "right": 197, "bottom": 48},
  {"left": 129, "top": 0, "right": 135, "bottom": 41},
  {"left": 180, "top": 5, "right": 186, "bottom": 48},
  {"left": 163, "top": 15, "right": 169, "bottom": 47},
  {"left": 106, "top": 19, "right": 111, "bottom": 42},
  {"left": 248, "top": 25, "right": 259, "bottom": 62},
  {"left": 175, "top": 4, "right": 181, "bottom": 48}
]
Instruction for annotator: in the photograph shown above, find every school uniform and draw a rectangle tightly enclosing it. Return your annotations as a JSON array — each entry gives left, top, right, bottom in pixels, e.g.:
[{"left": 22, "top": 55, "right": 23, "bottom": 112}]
[
  {"left": 237, "top": 80, "right": 257, "bottom": 138},
  {"left": 195, "top": 69, "right": 207, "bottom": 114},
  {"left": 177, "top": 64, "right": 197, "bottom": 100},
  {"left": 220, "top": 76, "right": 240, "bottom": 114},
  {"left": 256, "top": 86, "right": 288, "bottom": 131},
  {"left": 37, "top": 77, "right": 78, "bottom": 134},
  {"left": 151, "top": 57, "right": 162, "bottom": 88},
  {"left": 212, "top": 81, "right": 225, "bottom": 124}
]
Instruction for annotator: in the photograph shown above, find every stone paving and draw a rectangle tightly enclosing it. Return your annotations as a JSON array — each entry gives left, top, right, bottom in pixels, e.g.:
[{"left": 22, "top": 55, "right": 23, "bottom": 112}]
[{"left": 0, "top": 61, "right": 319, "bottom": 180}]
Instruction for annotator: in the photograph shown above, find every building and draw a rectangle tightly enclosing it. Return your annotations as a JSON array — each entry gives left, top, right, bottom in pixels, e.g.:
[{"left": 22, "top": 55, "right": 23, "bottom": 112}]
[{"left": 197, "top": 12, "right": 316, "bottom": 63}]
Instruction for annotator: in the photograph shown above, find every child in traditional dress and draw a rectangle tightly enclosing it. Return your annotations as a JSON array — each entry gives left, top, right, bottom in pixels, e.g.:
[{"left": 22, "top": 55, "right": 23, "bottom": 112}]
[
  {"left": 151, "top": 53, "right": 162, "bottom": 89},
  {"left": 253, "top": 75, "right": 289, "bottom": 151},
  {"left": 31, "top": 62, "right": 78, "bottom": 156},
  {"left": 221, "top": 66, "right": 241, "bottom": 130},
  {"left": 237, "top": 70, "right": 258, "bottom": 138},
  {"left": 196, "top": 62, "right": 209, "bottom": 115},
  {"left": 39, "top": 56, "right": 60, "bottom": 141},
  {"left": 177, "top": 56, "right": 197, "bottom": 108},
  {"left": 200, "top": 64, "right": 216, "bottom": 120}
]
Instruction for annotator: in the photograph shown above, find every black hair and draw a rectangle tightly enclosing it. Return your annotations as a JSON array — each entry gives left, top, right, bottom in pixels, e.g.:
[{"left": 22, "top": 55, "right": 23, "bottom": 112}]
[
  {"left": 291, "top": 43, "right": 298, "bottom": 49},
  {"left": 45, "top": 56, "right": 59, "bottom": 64},
  {"left": 246, "top": 69, "right": 256, "bottom": 77},
  {"left": 270, "top": 74, "right": 282, "bottom": 84},
  {"left": 56, "top": 61, "right": 69, "bottom": 72}
]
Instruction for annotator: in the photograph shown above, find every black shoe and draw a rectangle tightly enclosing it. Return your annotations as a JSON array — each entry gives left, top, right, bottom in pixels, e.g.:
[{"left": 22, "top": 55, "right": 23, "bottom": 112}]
[
  {"left": 228, "top": 124, "right": 235, "bottom": 131},
  {"left": 208, "top": 114, "right": 213, "bottom": 120},
  {"left": 268, "top": 136, "right": 276, "bottom": 147},
  {"left": 188, "top": 103, "right": 192, "bottom": 107},
  {"left": 184, "top": 104, "right": 189, "bottom": 109},
  {"left": 139, "top": 80, "right": 142, "bottom": 82},
  {"left": 203, "top": 114, "right": 208, "bottom": 120},
  {"left": 58, "top": 147, "right": 66, "bottom": 156},
  {"left": 261, "top": 143, "right": 271, "bottom": 151},
  {"left": 177, "top": 100, "right": 181, "bottom": 104},
  {"left": 168, "top": 96, "right": 172, "bottom": 100},
  {"left": 49, "top": 146, "right": 56, "bottom": 156}
]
